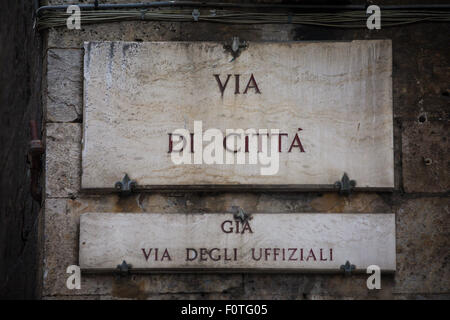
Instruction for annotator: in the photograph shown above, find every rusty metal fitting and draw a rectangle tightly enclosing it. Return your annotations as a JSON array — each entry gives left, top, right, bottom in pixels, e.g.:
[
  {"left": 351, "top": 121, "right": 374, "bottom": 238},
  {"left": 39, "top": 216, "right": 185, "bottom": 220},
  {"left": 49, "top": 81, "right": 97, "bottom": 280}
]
[
  {"left": 28, "top": 120, "right": 44, "bottom": 203},
  {"left": 423, "top": 157, "right": 433, "bottom": 166},
  {"left": 29, "top": 120, "right": 44, "bottom": 156}
]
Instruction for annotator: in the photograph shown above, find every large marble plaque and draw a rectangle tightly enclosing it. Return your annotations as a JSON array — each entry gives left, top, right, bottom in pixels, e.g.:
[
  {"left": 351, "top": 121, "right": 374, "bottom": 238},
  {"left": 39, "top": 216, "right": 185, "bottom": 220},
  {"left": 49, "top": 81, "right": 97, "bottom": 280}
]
[
  {"left": 82, "top": 40, "right": 393, "bottom": 190},
  {"left": 80, "top": 213, "right": 396, "bottom": 272}
]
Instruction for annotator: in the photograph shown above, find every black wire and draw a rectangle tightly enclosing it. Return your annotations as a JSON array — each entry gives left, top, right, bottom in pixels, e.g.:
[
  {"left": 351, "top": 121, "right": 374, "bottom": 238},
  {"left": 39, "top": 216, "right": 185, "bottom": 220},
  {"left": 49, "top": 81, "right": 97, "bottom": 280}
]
[
  {"left": 36, "top": 8, "right": 450, "bottom": 30},
  {"left": 36, "top": 1, "right": 450, "bottom": 16}
]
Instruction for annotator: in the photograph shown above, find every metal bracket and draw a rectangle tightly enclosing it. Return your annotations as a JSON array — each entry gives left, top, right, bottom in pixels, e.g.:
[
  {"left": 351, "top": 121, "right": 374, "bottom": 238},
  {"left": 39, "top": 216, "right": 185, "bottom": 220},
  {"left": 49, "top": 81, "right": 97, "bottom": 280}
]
[
  {"left": 224, "top": 37, "right": 248, "bottom": 62},
  {"left": 192, "top": 9, "right": 200, "bottom": 21},
  {"left": 115, "top": 174, "right": 137, "bottom": 196},
  {"left": 140, "top": 9, "right": 148, "bottom": 21},
  {"left": 28, "top": 120, "right": 44, "bottom": 203},
  {"left": 340, "top": 260, "right": 356, "bottom": 276},
  {"left": 232, "top": 206, "right": 251, "bottom": 222},
  {"left": 116, "top": 260, "right": 132, "bottom": 277},
  {"left": 335, "top": 172, "right": 356, "bottom": 196}
]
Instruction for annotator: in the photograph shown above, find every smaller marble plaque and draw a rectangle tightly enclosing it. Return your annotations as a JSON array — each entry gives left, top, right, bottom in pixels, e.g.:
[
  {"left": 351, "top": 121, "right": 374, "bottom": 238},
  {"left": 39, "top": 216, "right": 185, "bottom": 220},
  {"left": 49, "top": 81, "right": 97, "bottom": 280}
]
[{"left": 80, "top": 213, "right": 396, "bottom": 273}]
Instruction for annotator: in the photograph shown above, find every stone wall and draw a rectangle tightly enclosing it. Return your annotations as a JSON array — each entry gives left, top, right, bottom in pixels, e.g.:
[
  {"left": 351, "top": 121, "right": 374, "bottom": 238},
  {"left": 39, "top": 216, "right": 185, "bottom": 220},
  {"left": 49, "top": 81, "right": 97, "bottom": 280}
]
[
  {"left": 0, "top": 0, "right": 43, "bottom": 299},
  {"left": 42, "top": 0, "right": 449, "bottom": 299}
]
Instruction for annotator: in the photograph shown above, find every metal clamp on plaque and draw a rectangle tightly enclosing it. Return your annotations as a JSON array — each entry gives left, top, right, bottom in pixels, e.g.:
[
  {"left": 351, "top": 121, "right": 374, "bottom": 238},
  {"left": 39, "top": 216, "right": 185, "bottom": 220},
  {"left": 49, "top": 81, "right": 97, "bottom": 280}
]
[
  {"left": 116, "top": 260, "right": 132, "bottom": 277},
  {"left": 28, "top": 120, "right": 44, "bottom": 203},
  {"left": 340, "top": 260, "right": 356, "bottom": 276},
  {"left": 192, "top": 9, "right": 200, "bottom": 21},
  {"left": 224, "top": 37, "right": 248, "bottom": 62},
  {"left": 232, "top": 206, "right": 251, "bottom": 222},
  {"left": 335, "top": 173, "right": 356, "bottom": 196},
  {"left": 115, "top": 174, "right": 137, "bottom": 196}
]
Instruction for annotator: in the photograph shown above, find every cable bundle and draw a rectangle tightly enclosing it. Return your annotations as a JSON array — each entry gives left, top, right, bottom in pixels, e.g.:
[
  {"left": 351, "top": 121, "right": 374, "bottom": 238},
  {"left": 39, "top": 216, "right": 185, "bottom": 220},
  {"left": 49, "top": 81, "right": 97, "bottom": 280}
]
[{"left": 37, "top": 8, "right": 450, "bottom": 30}]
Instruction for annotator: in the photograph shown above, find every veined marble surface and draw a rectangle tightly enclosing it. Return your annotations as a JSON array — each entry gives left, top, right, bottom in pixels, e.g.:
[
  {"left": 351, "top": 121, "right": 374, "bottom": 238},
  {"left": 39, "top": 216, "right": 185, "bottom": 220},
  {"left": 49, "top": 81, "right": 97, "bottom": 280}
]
[
  {"left": 82, "top": 40, "right": 393, "bottom": 190},
  {"left": 80, "top": 212, "right": 396, "bottom": 272}
]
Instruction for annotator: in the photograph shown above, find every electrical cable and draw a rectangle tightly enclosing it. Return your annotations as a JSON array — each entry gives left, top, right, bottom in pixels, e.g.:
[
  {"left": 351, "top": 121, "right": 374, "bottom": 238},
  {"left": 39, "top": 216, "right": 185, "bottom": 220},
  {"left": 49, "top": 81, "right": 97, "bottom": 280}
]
[
  {"left": 37, "top": 8, "right": 450, "bottom": 30},
  {"left": 35, "top": 1, "right": 450, "bottom": 30}
]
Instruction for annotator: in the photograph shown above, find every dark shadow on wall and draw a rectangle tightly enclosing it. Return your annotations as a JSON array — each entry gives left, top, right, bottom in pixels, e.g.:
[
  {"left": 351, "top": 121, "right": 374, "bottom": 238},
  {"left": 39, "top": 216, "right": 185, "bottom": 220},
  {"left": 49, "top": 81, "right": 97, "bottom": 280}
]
[{"left": 0, "top": 0, "right": 43, "bottom": 299}]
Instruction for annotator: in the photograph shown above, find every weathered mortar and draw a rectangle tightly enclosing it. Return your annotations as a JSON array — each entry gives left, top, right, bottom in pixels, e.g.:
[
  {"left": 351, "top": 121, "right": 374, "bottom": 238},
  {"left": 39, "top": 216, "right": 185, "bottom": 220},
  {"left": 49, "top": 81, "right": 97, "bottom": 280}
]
[{"left": 42, "top": 0, "right": 449, "bottom": 299}]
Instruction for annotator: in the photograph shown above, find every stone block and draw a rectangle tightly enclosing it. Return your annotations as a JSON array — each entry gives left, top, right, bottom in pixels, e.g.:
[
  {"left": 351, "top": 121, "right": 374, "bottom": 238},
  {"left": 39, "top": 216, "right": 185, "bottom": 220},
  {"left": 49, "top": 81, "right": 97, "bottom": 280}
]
[
  {"left": 395, "top": 197, "right": 450, "bottom": 294},
  {"left": 243, "top": 274, "right": 396, "bottom": 299},
  {"left": 46, "top": 49, "right": 83, "bottom": 122},
  {"left": 45, "top": 123, "right": 81, "bottom": 198},
  {"left": 47, "top": 21, "right": 180, "bottom": 48},
  {"left": 43, "top": 198, "right": 114, "bottom": 297},
  {"left": 402, "top": 120, "right": 449, "bottom": 193}
]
